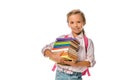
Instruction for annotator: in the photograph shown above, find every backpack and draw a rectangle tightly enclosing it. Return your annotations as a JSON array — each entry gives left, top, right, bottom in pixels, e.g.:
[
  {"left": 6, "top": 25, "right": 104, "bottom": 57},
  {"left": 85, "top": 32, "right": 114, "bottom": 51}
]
[{"left": 51, "top": 35, "right": 91, "bottom": 76}]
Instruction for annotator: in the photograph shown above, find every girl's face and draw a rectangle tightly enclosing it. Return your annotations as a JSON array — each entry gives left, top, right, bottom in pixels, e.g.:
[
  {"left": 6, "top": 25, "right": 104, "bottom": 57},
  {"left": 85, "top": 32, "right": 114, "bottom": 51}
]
[{"left": 68, "top": 14, "right": 84, "bottom": 37}]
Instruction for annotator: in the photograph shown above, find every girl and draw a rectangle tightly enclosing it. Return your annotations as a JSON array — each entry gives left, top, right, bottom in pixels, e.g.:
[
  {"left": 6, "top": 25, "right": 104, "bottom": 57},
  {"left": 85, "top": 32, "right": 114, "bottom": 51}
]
[{"left": 41, "top": 9, "right": 96, "bottom": 80}]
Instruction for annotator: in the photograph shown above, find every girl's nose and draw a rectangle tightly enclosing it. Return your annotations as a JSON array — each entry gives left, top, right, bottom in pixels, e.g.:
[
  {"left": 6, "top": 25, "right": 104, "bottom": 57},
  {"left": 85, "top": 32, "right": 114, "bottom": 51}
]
[
  {"left": 74, "top": 23, "right": 77, "bottom": 26},
  {"left": 74, "top": 23, "right": 78, "bottom": 27}
]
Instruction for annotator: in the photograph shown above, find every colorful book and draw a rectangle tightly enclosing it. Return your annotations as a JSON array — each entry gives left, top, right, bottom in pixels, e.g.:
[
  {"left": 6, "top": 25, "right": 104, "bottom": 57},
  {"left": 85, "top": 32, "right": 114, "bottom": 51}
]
[
  {"left": 53, "top": 44, "right": 71, "bottom": 48},
  {"left": 52, "top": 37, "right": 80, "bottom": 62},
  {"left": 56, "top": 37, "right": 75, "bottom": 41},
  {"left": 54, "top": 40, "right": 79, "bottom": 49},
  {"left": 60, "top": 52, "right": 78, "bottom": 61},
  {"left": 52, "top": 47, "right": 77, "bottom": 55}
]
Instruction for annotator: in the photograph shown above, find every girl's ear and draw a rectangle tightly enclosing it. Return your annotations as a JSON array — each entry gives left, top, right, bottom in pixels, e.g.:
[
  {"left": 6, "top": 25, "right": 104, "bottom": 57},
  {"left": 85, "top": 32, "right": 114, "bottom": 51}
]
[
  {"left": 82, "top": 22, "right": 85, "bottom": 27},
  {"left": 81, "top": 24, "right": 84, "bottom": 27}
]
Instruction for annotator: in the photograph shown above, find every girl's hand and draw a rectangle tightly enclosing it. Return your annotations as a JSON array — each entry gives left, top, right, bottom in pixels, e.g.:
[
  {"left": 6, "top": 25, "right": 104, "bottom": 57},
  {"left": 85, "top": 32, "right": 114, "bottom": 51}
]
[
  {"left": 51, "top": 51, "right": 65, "bottom": 64},
  {"left": 63, "top": 60, "right": 76, "bottom": 66},
  {"left": 63, "top": 60, "right": 91, "bottom": 67}
]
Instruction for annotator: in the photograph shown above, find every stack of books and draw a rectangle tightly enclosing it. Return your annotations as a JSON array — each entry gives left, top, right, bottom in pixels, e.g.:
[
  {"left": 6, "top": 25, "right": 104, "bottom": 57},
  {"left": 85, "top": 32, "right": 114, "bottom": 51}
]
[{"left": 51, "top": 37, "right": 80, "bottom": 62}]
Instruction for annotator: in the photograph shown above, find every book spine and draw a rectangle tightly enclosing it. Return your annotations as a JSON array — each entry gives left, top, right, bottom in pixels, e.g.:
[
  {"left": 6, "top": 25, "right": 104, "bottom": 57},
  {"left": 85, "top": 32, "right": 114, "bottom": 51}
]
[
  {"left": 56, "top": 37, "right": 75, "bottom": 41},
  {"left": 70, "top": 42, "right": 79, "bottom": 49},
  {"left": 71, "top": 40, "right": 80, "bottom": 45},
  {"left": 54, "top": 41, "right": 71, "bottom": 45},
  {"left": 51, "top": 47, "right": 73, "bottom": 52},
  {"left": 53, "top": 44, "right": 71, "bottom": 48}
]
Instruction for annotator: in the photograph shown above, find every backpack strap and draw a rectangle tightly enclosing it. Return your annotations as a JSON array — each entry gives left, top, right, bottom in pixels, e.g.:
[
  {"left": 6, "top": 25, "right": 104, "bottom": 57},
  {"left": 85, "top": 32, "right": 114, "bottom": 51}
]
[
  {"left": 82, "top": 35, "right": 91, "bottom": 76},
  {"left": 52, "top": 63, "right": 57, "bottom": 71},
  {"left": 83, "top": 35, "right": 88, "bottom": 52},
  {"left": 64, "top": 35, "right": 69, "bottom": 38}
]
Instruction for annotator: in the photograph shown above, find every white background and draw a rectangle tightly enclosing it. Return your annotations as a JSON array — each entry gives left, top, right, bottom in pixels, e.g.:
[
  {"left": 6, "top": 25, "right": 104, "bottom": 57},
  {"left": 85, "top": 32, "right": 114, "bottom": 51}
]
[{"left": 0, "top": 0, "right": 120, "bottom": 80}]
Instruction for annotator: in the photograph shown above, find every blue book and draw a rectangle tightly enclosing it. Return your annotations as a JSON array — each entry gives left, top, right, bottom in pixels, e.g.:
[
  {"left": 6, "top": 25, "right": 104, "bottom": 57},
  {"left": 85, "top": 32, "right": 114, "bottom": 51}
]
[{"left": 53, "top": 44, "right": 71, "bottom": 48}]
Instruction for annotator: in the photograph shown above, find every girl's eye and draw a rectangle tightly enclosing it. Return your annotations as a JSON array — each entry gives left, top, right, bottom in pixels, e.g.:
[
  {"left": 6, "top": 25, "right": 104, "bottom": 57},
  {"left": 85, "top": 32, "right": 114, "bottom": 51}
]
[
  {"left": 77, "top": 21, "right": 81, "bottom": 23},
  {"left": 70, "top": 22, "right": 74, "bottom": 24}
]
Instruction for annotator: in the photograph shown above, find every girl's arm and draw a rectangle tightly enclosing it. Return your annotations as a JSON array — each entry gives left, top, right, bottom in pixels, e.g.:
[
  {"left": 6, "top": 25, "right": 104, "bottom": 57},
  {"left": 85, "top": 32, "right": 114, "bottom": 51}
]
[
  {"left": 63, "top": 39, "right": 96, "bottom": 67},
  {"left": 44, "top": 49, "right": 65, "bottom": 64},
  {"left": 63, "top": 60, "right": 90, "bottom": 67},
  {"left": 74, "top": 61, "right": 90, "bottom": 67}
]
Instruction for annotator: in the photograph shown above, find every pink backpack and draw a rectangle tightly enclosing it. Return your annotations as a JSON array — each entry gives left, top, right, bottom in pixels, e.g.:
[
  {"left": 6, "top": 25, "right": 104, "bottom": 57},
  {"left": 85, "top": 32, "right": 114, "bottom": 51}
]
[{"left": 52, "top": 35, "right": 90, "bottom": 76}]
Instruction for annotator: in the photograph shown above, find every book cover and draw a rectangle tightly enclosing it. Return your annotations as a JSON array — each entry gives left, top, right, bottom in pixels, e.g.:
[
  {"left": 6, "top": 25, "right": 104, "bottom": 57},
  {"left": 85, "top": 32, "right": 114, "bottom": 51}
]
[{"left": 56, "top": 37, "right": 77, "bottom": 41}]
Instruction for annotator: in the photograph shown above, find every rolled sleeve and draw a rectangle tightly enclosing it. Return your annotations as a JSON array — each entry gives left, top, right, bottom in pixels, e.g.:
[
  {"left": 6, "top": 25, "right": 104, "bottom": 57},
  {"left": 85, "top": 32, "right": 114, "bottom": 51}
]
[
  {"left": 41, "top": 35, "right": 66, "bottom": 57},
  {"left": 85, "top": 39, "right": 96, "bottom": 67},
  {"left": 41, "top": 42, "right": 54, "bottom": 56}
]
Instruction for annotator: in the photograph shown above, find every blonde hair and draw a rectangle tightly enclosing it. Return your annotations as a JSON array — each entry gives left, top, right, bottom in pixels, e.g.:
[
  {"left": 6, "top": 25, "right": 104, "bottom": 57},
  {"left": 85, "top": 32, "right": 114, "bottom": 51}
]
[{"left": 67, "top": 9, "right": 86, "bottom": 25}]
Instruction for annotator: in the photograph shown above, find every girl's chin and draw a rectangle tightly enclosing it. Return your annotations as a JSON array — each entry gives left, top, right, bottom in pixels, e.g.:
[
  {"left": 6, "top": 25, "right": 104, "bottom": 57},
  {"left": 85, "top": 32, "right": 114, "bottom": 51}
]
[
  {"left": 76, "top": 32, "right": 81, "bottom": 35},
  {"left": 73, "top": 31, "right": 81, "bottom": 35}
]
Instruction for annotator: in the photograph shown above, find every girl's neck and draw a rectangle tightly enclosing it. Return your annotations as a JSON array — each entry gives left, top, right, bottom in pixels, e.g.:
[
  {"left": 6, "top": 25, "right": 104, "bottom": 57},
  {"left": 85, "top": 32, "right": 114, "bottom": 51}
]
[{"left": 72, "top": 31, "right": 82, "bottom": 38}]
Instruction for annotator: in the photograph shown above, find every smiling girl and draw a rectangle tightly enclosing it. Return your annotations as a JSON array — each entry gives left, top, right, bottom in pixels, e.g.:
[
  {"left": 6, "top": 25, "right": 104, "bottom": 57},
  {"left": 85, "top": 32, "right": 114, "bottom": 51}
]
[{"left": 41, "top": 9, "right": 96, "bottom": 80}]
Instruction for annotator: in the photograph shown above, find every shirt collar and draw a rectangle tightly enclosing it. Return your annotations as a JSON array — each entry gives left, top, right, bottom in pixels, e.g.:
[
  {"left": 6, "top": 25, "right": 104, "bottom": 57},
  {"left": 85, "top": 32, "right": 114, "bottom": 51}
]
[{"left": 69, "top": 32, "right": 84, "bottom": 39}]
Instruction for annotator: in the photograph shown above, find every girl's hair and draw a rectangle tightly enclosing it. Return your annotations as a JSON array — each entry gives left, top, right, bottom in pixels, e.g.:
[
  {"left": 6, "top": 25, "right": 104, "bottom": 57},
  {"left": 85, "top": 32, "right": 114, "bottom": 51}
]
[
  {"left": 67, "top": 9, "right": 86, "bottom": 25},
  {"left": 67, "top": 9, "right": 86, "bottom": 35}
]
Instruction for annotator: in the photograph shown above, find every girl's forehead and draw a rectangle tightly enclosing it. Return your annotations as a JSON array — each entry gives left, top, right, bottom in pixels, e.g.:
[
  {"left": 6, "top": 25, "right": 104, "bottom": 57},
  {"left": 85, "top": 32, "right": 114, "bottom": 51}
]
[
  {"left": 70, "top": 14, "right": 81, "bottom": 17},
  {"left": 68, "top": 14, "right": 83, "bottom": 20},
  {"left": 69, "top": 13, "right": 81, "bottom": 16}
]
